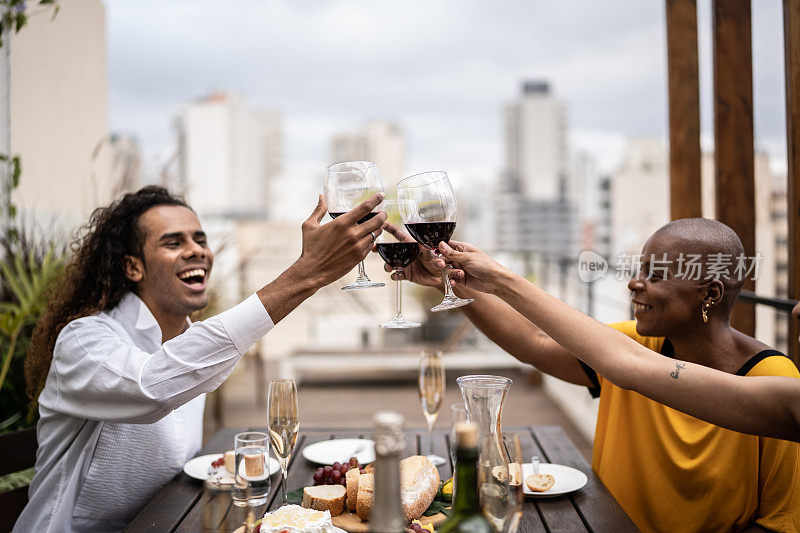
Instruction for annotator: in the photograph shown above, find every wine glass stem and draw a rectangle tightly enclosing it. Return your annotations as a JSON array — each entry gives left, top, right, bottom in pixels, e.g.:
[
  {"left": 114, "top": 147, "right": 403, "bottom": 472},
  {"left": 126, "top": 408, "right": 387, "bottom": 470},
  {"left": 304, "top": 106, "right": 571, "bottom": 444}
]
[
  {"left": 442, "top": 267, "right": 457, "bottom": 299},
  {"left": 427, "top": 417, "right": 435, "bottom": 456},
  {"left": 281, "top": 463, "right": 288, "bottom": 503},
  {"left": 395, "top": 272, "right": 404, "bottom": 318},
  {"left": 356, "top": 260, "right": 369, "bottom": 281}
]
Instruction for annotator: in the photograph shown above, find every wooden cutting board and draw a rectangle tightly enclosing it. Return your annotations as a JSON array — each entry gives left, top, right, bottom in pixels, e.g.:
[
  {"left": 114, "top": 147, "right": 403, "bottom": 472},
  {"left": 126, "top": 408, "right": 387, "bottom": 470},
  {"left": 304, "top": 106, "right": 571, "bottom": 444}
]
[{"left": 332, "top": 511, "right": 447, "bottom": 532}]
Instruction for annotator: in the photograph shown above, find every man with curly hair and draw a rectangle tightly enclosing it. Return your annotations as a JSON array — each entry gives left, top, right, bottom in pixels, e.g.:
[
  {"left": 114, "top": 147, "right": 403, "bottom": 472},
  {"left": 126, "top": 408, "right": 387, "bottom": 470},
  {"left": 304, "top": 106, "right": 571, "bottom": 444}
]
[{"left": 14, "top": 186, "right": 385, "bottom": 532}]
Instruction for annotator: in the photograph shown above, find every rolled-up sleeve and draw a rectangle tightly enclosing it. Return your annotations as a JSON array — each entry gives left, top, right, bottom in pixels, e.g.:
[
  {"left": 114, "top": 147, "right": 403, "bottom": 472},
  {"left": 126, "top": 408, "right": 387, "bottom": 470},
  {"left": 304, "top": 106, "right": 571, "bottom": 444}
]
[{"left": 45, "top": 294, "right": 273, "bottom": 424}]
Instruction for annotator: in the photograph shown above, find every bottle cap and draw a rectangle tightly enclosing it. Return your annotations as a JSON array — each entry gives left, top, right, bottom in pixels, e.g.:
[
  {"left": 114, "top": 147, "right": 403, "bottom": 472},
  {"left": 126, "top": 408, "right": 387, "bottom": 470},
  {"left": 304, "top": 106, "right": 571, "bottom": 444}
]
[{"left": 373, "top": 411, "right": 406, "bottom": 455}]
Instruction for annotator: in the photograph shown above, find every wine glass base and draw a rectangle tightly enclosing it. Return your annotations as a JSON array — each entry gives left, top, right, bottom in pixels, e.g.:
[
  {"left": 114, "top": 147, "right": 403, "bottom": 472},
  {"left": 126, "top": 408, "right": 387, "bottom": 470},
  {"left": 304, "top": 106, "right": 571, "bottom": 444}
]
[
  {"left": 426, "top": 454, "right": 447, "bottom": 466},
  {"left": 233, "top": 496, "right": 269, "bottom": 507},
  {"left": 341, "top": 279, "right": 385, "bottom": 290},
  {"left": 430, "top": 296, "right": 474, "bottom": 312},
  {"left": 379, "top": 316, "right": 421, "bottom": 328}
]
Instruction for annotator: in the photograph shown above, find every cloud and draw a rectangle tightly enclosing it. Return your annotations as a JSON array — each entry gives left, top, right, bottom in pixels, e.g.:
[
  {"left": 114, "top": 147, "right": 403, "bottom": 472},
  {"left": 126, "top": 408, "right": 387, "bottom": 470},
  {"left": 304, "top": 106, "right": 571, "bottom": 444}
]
[{"left": 106, "top": 0, "right": 785, "bottom": 177}]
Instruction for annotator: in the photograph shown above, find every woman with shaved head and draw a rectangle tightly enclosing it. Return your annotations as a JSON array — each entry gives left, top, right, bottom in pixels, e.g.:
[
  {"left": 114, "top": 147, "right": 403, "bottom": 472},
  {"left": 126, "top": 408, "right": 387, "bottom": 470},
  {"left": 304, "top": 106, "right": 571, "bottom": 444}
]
[{"left": 383, "top": 218, "right": 800, "bottom": 533}]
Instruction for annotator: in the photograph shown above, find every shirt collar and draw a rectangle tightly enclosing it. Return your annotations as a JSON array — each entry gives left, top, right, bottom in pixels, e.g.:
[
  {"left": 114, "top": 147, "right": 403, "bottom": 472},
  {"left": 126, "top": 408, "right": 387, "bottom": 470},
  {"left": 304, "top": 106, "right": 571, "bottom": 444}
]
[
  {"left": 116, "top": 292, "right": 192, "bottom": 342},
  {"left": 117, "top": 292, "right": 162, "bottom": 337}
]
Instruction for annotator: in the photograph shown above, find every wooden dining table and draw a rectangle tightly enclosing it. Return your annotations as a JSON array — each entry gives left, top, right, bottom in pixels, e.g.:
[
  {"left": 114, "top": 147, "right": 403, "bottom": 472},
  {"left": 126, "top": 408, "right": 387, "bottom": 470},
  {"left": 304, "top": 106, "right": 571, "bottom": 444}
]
[{"left": 126, "top": 425, "right": 637, "bottom": 532}]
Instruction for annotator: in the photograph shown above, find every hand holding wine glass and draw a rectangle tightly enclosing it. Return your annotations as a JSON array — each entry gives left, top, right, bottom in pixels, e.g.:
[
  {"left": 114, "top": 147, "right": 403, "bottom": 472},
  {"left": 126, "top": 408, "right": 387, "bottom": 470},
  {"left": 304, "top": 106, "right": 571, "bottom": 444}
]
[
  {"left": 324, "top": 161, "right": 385, "bottom": 290},
  {"left": 268, "top": 379, "right": 299, "bottom": 504},
  {"left": 436, "top": 240, "right": 514, "bottom": 296},
  {"left": 381, "top": 222, "right": 448, "bottom": 289}
]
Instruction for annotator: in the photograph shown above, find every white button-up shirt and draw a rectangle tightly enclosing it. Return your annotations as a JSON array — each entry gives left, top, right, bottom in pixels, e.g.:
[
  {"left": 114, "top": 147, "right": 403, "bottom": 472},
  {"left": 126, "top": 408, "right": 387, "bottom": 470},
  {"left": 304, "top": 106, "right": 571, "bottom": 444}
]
[{"left": 13, "top": 292, "right": 273, "bottom": 533}]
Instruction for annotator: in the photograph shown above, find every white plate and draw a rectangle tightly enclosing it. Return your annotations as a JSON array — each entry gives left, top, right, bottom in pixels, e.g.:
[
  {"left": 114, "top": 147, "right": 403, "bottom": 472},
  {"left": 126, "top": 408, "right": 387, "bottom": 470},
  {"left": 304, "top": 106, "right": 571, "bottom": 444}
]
[
  {"left": 183, "top": 453, "right": 280, "bottom": 481},
  {"left": 301, "top": 439, "right": 375, "bottom": 465},
  {"left": 521, "top": 462, "right": 588, "bottom": 497}
]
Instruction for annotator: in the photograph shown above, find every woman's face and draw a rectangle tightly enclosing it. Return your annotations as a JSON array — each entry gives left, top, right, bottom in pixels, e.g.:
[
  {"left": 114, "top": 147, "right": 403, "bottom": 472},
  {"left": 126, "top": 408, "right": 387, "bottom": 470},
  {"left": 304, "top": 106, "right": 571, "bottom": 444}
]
[{"left": 627, "top": 233, "right": 710, "bottom": 338}]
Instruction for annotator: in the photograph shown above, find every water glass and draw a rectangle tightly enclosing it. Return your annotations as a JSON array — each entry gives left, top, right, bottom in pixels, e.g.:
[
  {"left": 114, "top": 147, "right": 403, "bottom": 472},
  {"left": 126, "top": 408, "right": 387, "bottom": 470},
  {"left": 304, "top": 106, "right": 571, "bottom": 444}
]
[{"left": 232, "top": 432, "right": 270, "bottom": 507}]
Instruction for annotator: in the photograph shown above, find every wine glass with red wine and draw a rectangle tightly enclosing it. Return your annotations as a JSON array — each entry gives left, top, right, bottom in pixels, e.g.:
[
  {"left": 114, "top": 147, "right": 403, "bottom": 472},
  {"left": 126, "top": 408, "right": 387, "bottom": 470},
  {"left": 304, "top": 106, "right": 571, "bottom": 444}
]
[
  {"left": 396, "top": 171, "right": 473, "bottom": 312},
  {"left": 324, "top": 161, "right": 385, "bottom": 290},
  {"left": 375, "top": 199, "right": 421, "bottom": 328}
]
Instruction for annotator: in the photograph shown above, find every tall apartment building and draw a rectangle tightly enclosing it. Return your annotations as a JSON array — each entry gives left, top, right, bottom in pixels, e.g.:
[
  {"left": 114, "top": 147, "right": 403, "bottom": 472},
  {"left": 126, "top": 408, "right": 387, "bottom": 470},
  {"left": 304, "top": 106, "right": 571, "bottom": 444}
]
[
  {"left": 496, "top": 81, "right": 577, "bottom": 260},
  {"left": 7, "top": 0, "right": 109, "bottom": 226},
  {"left": 329, "top": 119, "right": 406, "bottom": 188},
  {"left": 176, "top": 92, "right": 282, "bottom": 219},
  {"left": 503, "top": 81, "right": 568, "bottom": 200}
]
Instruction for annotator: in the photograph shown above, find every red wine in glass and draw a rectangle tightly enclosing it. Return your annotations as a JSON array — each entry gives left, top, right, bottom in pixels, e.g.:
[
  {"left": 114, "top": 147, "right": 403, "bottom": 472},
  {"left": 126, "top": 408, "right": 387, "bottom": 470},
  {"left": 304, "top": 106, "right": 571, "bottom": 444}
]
[
  {"left": 375, "top": 242, "right": 420, "bottom": 269},
  {"left": 329, "top": 211, "right": 379, "bottom": 225},
  {"left": 404, "top": 222, "right": 456, "bottom": 251}
]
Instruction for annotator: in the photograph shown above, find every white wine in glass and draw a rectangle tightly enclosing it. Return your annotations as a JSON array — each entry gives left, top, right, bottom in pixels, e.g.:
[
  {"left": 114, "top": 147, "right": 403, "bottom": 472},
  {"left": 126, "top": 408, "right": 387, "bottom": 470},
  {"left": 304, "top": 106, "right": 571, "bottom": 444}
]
[
  {"left": 418, "top": 350, "right": 446, "bottom": 466},
  {"left": 268, "top": 379, "right": 299, "bottom": 504}
]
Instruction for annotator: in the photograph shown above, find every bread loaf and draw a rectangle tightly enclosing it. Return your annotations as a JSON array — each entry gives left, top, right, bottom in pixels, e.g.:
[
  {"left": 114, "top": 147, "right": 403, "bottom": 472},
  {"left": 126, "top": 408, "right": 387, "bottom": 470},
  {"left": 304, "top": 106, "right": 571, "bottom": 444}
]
[
  {"left": 355, "top": 456, "right": 439, "bottom": 523},
  {"left": 302, "top": 485, "right": 346, "bottom": 517},
  {"left": 345, "top": 468, "right": 360, "bottom": 510}
]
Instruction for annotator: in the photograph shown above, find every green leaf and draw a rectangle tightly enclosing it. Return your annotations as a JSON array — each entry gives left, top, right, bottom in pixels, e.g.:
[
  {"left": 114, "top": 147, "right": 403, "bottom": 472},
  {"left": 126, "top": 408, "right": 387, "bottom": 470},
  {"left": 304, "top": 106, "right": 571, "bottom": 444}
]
[
  {"left": 286, "top": 487, "right": 304, "bottom": 505},
  {"left": 422, "top": 499, "right": 450, "bottom": 517},
  {"left": 15, "top": 12, "right": 26, "bottom": 32},
  {"left": 11, "top": 155, "right": 21, "bottom": 187}
]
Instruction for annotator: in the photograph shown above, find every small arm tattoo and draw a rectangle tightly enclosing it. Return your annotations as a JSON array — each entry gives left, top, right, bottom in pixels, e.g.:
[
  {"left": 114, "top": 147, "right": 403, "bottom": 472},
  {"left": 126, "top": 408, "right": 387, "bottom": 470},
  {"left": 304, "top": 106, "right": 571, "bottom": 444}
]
[{"left": 670, "top": 361, "right": 686, "bottom": 379}]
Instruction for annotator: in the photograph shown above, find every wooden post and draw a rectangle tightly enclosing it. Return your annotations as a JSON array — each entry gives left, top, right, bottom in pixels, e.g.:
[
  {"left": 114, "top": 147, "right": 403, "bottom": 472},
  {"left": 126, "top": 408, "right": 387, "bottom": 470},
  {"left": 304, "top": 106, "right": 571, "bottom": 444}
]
[
  {"left": 712, "top": 0, "right": 756, "bottom": 335},
  {"left": 666, "top": 0, "right": 702, "bottom": 221},
  {"left": 785, "top": 0, "right": 800, "bottom": 363}
]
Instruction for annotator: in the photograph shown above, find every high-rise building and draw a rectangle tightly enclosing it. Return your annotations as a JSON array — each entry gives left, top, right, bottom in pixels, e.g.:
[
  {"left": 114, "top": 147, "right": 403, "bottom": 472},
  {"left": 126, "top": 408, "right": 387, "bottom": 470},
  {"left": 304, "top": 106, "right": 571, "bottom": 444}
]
[
  {"left": 329, "top": 119, "right": 406, "bottom": 187},
  {"left": 176, "top": 92, "right": 282, "bottom": 219},
  {"left": 495, "top": 81, "right": 577, "bottom": 261},
  {"left": 503, "top": 81, "right": 567, "bottom": 200},
  {"left": 8, "top": 0, "right": 109, "bottom": 225}
]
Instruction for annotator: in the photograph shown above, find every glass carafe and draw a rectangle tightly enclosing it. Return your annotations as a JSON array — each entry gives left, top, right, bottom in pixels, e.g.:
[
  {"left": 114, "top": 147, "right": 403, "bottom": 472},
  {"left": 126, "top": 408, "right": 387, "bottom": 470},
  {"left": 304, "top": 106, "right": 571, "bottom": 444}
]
[{"left": 457, "top": 375, "right": 512, "bottom": 532}]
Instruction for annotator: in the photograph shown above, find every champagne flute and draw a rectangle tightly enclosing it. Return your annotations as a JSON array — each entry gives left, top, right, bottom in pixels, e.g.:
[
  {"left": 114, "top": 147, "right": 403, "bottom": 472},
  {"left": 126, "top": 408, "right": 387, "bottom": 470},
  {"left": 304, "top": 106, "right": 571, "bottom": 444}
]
[
  {"left": 418, "top": 350, "right": 446, "bottom": 466},
  {"left": 375, "top": 199, "right": 421, "bottom": 328},
  {"left": 396, "top": 171, "right": 473, "bottom": 311},
  {"left": 501, "top": 433, "right": 524, "bottom": 533},
  {"left": 324, "top": 161, "right": 385, "bottom": 290},
  {"left": 268, "top": 379, "right": 299, "bottom": 504}
]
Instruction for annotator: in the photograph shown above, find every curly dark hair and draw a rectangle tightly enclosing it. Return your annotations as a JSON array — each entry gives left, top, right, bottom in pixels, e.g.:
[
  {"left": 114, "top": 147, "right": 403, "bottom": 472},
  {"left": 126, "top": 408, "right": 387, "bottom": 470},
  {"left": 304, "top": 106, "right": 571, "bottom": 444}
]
[{"left": 25, "top": 186, "right": 191, "bottom": 402}]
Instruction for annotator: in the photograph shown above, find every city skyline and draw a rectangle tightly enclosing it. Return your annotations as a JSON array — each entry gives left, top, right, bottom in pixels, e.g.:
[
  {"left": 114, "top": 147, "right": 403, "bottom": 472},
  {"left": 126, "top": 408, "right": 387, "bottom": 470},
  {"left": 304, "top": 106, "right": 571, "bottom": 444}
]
[{"left": 107, "top": 0, "right": 788, "bottom": 187}]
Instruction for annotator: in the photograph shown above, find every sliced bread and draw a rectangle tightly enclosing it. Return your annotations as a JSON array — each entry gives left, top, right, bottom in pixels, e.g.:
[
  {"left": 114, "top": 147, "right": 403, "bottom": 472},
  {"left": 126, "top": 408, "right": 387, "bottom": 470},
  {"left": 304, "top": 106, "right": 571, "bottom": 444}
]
[
  {"left": 302, "top": 484, "right": 346, "bottom": 517},
  {"left": 224, "top": 450, "right": 236, "bottom": 475},
  {"left": 345, "top": 468, "right": 360, "bottom": 511},
  {"left": 355, "top": 473, "right": 374, "bottom": 521}
]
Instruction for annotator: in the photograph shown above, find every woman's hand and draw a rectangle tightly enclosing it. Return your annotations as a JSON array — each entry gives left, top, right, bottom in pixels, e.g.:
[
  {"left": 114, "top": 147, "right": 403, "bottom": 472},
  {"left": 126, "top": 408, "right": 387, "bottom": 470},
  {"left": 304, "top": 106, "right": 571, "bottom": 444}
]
[
  {"left": 438, "top": 240, "right": 513, "bottom": 295},
  {"left": 377, "top": 222, "right": 446, "bottom": 289}
]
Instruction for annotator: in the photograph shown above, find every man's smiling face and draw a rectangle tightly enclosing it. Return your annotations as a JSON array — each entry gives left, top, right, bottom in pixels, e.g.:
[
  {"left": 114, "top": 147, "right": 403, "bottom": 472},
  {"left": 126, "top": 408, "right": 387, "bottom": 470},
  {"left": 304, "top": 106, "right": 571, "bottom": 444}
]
[{"left": 126, "top": 205, "right": 213, "bottom": 319}]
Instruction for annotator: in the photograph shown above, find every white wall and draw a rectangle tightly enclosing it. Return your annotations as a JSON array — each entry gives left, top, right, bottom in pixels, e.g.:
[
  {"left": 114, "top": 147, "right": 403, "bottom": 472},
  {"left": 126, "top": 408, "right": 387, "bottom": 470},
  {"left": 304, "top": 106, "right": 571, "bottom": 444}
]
[{"left": 11, "top": 0, "right": 108, "bottom": 224}]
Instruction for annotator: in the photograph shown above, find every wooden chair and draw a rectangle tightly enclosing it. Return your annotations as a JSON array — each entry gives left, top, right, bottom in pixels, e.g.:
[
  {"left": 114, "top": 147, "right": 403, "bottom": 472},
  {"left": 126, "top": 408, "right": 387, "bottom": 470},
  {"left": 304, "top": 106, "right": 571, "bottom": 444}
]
[{"left": 0, "top": 427, "right": 37, "bottom": 532}]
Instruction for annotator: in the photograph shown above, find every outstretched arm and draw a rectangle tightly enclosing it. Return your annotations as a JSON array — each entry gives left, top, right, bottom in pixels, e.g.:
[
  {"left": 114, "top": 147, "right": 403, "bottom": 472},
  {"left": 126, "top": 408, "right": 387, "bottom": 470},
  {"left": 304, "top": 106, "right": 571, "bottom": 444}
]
[
  {"left": 376, "top": 223, "right": 591, "bottom": 386},
  {"left": 440, "top": 240, "right": 800, "bottom": 443}
]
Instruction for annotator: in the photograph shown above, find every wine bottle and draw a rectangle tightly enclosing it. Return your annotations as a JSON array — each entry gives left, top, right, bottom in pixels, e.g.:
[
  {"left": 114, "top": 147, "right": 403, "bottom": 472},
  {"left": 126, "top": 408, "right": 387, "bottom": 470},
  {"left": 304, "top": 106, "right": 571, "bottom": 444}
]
[
  {"left": 370, "top": 411, "right": 407, "bottom": 533},
  {"left": 438, "top": 422, "right": 495, "bottom": 533}
]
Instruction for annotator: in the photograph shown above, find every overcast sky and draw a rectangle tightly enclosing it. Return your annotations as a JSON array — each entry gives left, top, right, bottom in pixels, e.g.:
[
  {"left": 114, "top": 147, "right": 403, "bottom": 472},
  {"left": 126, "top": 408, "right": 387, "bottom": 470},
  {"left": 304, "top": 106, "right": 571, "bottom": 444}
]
[{"left": 106, "top": 0, "right": 787, "bottom": 189}]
